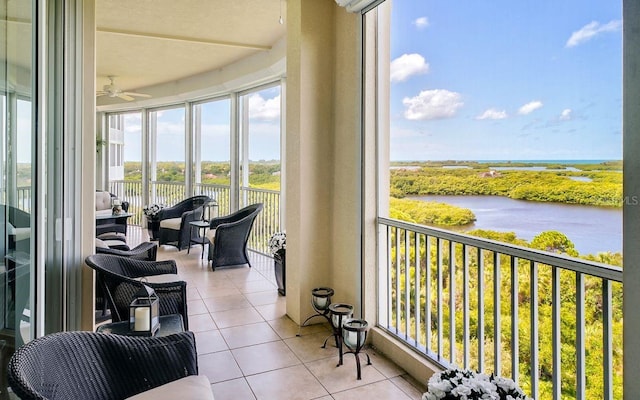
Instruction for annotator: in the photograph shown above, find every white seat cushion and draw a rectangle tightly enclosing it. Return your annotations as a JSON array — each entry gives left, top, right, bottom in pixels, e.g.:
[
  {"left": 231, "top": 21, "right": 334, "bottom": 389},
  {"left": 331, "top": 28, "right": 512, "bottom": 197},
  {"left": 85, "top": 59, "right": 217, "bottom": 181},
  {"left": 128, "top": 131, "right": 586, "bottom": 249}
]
[
  {"left": 95, "top": 238, "right": 109, "bottom": 249},
  {"left": 14, "top": 227, "right": 30, "bottom": 242},
  {"left": 96, "top": 209, "right": 113, "bottom": 217},
  {"left": 95, "top": 191, "right": 112, "bottom": 211},
  {"left": 204, "top": 228, "right": 216, "bottom": 244},
  {"left": 138, "top": 274, "right": 181, "bottom": 284},
  {"left": 159, "top": 217, "right": 182, "bottom": 230},
  {"left": 125, "top": 375, "right": 214, "bottom": 400},
  {"left": 102, "top": 240, "right": 128, "bottom": 249}
]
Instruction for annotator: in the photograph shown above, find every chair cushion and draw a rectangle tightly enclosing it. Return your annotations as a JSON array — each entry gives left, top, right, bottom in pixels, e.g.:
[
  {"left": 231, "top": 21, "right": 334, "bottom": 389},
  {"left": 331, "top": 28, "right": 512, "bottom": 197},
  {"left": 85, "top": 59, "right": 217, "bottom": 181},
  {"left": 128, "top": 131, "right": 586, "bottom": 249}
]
[
  {"left": 97, "top": 233, "right": 127, "bottom": 242},
  {"left": 125, "top": 375, "right": 214, "bottom": 400},
  {"left": 138, "top": 274, "right": 181, "bottom": 284},
  {"left": 204, "top": 228, "right": 216, "bottom": 243},
  {"left": 14, "top": 227, "right": 30, "bottom": 242},
  {"left": 96, "top": 209, "right": 113, "bottom": 217},
  {"left": 102, "top": 240, "right": 130, "bottom": 250},
  {"left": 160, "top": 217, "right": 182, "bottom": 230},
  {"left": 95, "top": 238, "right": 109, "bottom": 249},
  {"left": 95, "top": 191, "right": 112, "bottom": 211}
]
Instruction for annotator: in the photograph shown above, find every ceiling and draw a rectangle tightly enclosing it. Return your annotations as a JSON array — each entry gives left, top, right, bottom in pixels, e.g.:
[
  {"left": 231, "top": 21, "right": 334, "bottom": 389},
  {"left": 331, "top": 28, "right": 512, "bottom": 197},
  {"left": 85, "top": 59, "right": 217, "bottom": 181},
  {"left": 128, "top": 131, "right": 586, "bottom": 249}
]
[{"left": 96, "top": 0, "right": 287, "bottom": 100}]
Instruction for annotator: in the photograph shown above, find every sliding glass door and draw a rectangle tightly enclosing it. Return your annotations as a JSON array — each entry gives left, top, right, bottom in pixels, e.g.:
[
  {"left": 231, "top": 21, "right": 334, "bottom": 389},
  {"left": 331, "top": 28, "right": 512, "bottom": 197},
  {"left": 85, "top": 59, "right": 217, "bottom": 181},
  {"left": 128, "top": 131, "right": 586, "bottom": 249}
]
[{"left": 1, "top": 0, "right": 35, "bottom": 396}]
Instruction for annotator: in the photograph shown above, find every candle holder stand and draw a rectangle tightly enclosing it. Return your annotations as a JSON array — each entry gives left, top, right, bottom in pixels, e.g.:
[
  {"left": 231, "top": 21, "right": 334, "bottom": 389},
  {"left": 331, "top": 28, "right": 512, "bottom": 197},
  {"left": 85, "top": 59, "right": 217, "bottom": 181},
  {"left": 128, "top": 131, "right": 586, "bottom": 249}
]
[
  {"left": 297, "top": 287, "right": 334, "bottom": 336},
  {"left": 342, "top": 319, "right": 371, "bottom": 380},
  {"left": 327, "top": 303, "right": 354, "bottom": 367}
]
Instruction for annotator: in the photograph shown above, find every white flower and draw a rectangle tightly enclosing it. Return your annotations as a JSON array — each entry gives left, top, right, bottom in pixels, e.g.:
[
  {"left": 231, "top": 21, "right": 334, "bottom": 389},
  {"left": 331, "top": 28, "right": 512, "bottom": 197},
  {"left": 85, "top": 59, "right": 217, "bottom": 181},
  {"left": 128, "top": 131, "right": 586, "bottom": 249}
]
[
  {"left": 422, "top": 368, "right": 530, "bottom": 400},
  {"left": 143, "top": 203, "right": 165, "bottom": 217},
  {"left": 268, "top": 231, "right": 286, "bottom": 255},
  {"left": 422, "top": 392, "right": 438, "bottom": 400},
  {"left": 451, "top": 384, "right": 473, "bottom": 397}
]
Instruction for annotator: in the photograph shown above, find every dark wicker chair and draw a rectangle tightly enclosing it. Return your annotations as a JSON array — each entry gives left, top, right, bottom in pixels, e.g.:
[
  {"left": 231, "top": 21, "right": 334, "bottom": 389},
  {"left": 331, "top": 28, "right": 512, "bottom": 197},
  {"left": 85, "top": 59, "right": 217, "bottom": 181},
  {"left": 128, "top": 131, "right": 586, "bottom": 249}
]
[
  {"left": 93, "top": 241, "right": 159, "bottom": 317},
  {"left": 8, "top": 331, "right": 198, "bottom": 400},
  {"left": 157, "top": 195, "right": 210, "bottom": 251},
  {"left": 85, "top": 254, "right": 189, "bottom": 329},
  {"left": 96, "top": 241, "right": 158, "bottom": 261},
  {"left": 206, "top": 203, "right": 263, "bottom": 270}
]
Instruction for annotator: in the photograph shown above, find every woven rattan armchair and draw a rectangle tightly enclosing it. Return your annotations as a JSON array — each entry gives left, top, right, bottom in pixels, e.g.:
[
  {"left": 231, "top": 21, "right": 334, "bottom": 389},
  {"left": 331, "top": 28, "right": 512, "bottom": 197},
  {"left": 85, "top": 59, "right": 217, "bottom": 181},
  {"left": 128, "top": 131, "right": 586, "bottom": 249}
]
[
  {"left": 206, "top": 203, "right": 263, "bottom": 270},
  {"left": 157, "top": 195, "right": 210, "bottom": 251},
  {"left": 96, "top": 241, "right": 158, "bottom": 261},
  {"left": 85, "top": 254, "right": 189, "bottom": 329},
  {"left": 8, "top": 331, "right": 198, "bottom": 400}
]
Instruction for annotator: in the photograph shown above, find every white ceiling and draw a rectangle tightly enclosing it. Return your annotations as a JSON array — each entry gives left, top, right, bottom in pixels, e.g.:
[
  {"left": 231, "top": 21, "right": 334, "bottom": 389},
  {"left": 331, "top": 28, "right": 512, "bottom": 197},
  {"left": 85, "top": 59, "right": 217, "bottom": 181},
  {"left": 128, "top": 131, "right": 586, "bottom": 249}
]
[{"left": 96, "top": 0, "right": 287, "bottom": 98}]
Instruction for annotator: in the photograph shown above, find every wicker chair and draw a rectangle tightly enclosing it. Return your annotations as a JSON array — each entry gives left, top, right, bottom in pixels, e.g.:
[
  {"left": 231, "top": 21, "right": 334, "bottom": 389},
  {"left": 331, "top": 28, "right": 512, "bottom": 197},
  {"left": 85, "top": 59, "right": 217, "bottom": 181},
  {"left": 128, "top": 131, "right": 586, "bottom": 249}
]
[
  {"left": 205, "top": 203, "right": 263, "bottom": 270},
  {"left": 95, "top": 240, "right": 158, "bottom": 261},
  {"left": 85, "top": 254, "right": 189, "bottom": 329},
  {"left": 8, "top": 331, "right": 201, "bottom": 400},
  {"left": 157, "top": 195, "right": 210, "bottom": 251}
]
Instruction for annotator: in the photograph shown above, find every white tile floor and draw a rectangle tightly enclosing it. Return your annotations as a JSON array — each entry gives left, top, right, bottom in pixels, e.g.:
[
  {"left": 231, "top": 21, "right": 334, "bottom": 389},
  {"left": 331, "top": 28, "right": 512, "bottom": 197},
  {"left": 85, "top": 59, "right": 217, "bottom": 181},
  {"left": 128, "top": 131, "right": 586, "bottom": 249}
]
[{"left": 124, "top": 227, "right": 426, "bottom": 400}]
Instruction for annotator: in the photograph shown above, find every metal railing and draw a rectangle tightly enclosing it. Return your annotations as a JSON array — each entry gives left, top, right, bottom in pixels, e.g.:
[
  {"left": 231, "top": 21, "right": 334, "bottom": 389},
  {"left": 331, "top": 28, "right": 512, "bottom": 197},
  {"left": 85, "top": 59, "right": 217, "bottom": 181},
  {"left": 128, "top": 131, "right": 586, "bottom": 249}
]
[
  {"left": 109, "top": 180, "right": 281, "bottom": 255},
  {"left": 17, "top": 186, "right": 31, "bottom": 213},
  {"left": 195, "top": 183, "right": 231, "bottom": 217},
  {"left": 378, "top": 217, "right": 622, "bottom": 400},
  {"left": 240, "top": 186, "right": 281, "bottom": 255}
]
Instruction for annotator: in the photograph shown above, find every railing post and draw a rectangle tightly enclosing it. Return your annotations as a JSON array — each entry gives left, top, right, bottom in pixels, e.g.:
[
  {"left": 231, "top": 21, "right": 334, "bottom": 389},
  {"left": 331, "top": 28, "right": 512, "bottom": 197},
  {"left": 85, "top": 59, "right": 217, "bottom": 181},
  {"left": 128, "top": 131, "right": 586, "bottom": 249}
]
[
  {"left": 576, "top": 272, "right": 585, "bottom": 400},
  {"left": 530, "top": 261, "right": 539, "bottom": 398},
  {"left": 552, "top": 267, "right": 561, "bottom": 400},
  {"left": 511, "top": 256, "right": 519, "bottom": 383}
]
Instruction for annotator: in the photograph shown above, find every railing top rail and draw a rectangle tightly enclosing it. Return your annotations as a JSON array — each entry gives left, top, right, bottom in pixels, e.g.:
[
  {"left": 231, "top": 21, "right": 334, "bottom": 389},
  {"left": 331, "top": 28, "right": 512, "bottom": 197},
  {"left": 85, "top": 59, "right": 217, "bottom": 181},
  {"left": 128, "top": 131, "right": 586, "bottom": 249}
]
[
  {"left": 239, "top": 186, "right": 280, "bottom": 195},
  {"left": 378, "top": 216, "right": 623, "bottom": 282},
  {"left": 150, "top": 180, "right": 187, "bottom": 185},
  {"left": 195, "top": 183, "right": 231, "bottom": 189}
]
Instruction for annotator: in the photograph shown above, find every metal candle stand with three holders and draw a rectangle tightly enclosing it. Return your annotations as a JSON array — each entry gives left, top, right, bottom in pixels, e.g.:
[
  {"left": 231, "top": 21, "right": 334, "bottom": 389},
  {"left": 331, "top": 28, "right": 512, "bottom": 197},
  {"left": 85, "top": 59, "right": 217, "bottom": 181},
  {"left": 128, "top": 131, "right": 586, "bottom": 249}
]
[{"left": 298, "top": 287, "right": 371, "bottom": 380}]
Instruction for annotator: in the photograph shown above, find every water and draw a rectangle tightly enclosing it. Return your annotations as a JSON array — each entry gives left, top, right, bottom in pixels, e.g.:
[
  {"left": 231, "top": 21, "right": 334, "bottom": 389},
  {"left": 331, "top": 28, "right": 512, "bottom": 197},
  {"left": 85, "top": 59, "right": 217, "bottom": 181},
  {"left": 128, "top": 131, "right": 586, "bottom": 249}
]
[{"left": 409, "top": 195, "right": 622, "bottom": 255}]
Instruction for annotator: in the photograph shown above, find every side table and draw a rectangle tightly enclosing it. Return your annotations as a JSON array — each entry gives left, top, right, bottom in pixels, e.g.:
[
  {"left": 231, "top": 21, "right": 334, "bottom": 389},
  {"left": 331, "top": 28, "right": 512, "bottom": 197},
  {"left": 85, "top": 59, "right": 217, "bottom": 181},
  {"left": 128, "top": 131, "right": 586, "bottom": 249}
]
[
  {"left": 96, "top": 313, "right": 185, "bottom": 337},
  {"left": 145, "top": 216, "right": 161, "bottom": 241},
  {"left": 188, "top": 220, "right": 210, "bottom": 259}
]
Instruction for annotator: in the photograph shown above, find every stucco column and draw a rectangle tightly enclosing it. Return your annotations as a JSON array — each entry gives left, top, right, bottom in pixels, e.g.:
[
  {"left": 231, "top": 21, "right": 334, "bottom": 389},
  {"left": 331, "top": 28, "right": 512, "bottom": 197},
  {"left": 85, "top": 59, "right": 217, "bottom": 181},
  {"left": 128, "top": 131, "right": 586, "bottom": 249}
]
[{"left": 285, "top": 0, "right": 361, "bottom": 324}]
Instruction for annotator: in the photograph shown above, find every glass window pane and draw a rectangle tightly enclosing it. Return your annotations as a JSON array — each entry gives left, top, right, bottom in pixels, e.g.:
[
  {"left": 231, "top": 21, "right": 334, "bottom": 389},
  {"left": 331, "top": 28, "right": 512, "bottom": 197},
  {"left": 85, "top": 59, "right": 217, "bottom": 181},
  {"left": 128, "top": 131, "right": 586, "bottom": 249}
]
[
  {"left": 1, "top": 0, "right": 35, "bottom": 390},
  {"left": 150, "top": 107, "right": 186, "bottom": 205},
  {"left": 194, "top": 98, "right": 231, "bottom": 216}
]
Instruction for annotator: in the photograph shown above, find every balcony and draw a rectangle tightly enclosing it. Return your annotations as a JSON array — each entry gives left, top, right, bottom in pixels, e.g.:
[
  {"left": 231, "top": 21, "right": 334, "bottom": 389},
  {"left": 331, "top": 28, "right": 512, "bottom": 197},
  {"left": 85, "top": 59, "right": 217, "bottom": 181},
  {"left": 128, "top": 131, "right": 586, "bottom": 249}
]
[
  {"left": 99, "top": 174, "right": 624, "bottom": 399},
  {"left": 122, "top": 226, "right": 427, "bottom": 400}
]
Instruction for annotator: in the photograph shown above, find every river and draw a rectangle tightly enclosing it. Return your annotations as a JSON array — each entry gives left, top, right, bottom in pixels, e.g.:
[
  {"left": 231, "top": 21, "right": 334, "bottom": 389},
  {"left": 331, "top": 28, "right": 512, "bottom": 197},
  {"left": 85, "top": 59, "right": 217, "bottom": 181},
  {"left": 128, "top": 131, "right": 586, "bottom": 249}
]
[{"left": 408, "top": 195, "right": 622, "bottom": 256}]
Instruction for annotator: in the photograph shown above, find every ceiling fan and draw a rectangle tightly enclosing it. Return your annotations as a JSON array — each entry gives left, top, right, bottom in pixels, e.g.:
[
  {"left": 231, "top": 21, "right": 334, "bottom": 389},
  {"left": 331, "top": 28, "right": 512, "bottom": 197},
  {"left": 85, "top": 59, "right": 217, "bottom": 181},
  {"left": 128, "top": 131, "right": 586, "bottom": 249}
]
[{"left": 96, "top": 76, "right": 151, "bottom": 101}]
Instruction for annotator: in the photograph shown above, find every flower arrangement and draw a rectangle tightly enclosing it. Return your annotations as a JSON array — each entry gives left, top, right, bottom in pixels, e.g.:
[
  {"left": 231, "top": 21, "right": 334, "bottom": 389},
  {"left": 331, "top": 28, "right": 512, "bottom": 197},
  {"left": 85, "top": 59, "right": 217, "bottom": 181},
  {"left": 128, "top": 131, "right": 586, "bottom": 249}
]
[
  {"left": 423, "top": 368, "right": 532, "bottom": 400},
  {"left": 143, "top": 203, "right": 165, "bottom": 218},
  {"left": 268, "top": 231, "right": 286, "bottom": 255}
]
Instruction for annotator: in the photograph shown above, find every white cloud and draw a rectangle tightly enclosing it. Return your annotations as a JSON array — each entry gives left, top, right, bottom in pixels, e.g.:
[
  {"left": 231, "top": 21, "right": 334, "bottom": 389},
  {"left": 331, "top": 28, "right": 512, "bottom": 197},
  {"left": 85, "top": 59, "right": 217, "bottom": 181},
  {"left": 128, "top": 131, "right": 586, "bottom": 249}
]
[
  {"left": 518, "top": 100, "right": 543, "bottom": 115},
  {"left": 390, "top": 54, "right": 430, "bottom": 83},
  {"left": 403, "top": 89, "right": 463, "bottom": 120},
  {"left": 413, "top": 17, "right": 429, "bottom": 29},
  {"left": 476, "top": 108, "right": 508, "bottom": 120},
  {"left": 566, "top": 20, "right": 622, "bottom": 48},
  {"left": 248, "top": 94, "right": 281, "bottom": 121},
  {"left": 559, "top": 108, "right": 573, "bottom": 121}
]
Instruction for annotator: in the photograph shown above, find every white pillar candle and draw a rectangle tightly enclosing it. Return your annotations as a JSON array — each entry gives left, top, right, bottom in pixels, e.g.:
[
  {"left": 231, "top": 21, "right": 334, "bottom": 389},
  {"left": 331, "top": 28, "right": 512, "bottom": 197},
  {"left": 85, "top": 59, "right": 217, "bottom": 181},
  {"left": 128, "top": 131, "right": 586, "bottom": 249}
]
[
  {"left": 315, "top": 296, "right": 328, "bottom": 309},
  {"left": 134, "top": 307, "right": 150, "bottom": 331},
  {"left": 344, "top": 330, "right": 357, "bottom": 348}
]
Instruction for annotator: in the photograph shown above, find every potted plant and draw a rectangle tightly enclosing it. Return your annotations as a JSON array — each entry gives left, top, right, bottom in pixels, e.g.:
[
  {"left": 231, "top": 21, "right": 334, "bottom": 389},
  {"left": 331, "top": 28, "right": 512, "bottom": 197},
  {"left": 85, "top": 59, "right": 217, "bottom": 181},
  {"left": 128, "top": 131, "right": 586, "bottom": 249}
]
[
  {"left": 269, "top": 232, "right": 286, "bottom": 296},
  {"left": 142, "top": 203, "right": 165, "bottom": 240},
  {"left": 422, "top": 368, "right": 532, "bottom": 400}
]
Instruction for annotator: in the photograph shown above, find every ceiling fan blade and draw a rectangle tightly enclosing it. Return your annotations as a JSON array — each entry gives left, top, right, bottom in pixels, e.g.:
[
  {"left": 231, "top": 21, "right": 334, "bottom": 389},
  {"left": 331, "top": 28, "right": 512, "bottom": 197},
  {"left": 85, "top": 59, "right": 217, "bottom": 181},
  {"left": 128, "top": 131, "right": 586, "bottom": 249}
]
[
  {"left": 118, "top": 94, "right": 135, "bottom": 101},
  {"left": 123, "top": 92, "right": 151, "bottom": 98}
]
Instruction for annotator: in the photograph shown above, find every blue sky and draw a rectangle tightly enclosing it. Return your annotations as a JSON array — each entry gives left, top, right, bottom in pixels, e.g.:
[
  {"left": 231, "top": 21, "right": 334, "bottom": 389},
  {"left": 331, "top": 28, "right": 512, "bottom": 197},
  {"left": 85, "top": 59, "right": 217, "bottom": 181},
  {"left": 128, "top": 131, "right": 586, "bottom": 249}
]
[{"left": 389, "top": 0, "right": 622, "bottom": 161}]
